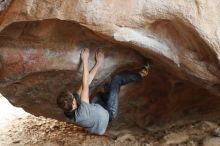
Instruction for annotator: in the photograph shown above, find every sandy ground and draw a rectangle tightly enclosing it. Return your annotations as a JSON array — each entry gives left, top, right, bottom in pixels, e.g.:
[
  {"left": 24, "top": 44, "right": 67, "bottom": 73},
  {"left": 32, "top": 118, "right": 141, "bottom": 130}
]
[{"left": 1, "top": 95, "right": 220, "bottom": 146}]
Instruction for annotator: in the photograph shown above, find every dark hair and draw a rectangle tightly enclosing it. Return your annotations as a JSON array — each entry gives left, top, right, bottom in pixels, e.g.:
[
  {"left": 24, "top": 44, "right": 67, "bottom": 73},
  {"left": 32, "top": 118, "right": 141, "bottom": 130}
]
[{"left": 57, "top": 91, "right": 74, "bottom": 112}]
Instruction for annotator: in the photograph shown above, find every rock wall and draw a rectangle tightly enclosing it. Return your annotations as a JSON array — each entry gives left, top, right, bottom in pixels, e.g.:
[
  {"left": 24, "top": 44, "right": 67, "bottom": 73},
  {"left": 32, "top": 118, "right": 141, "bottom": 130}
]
[{"left": 0, "top": 0, "right": 220, "bottom": 127}]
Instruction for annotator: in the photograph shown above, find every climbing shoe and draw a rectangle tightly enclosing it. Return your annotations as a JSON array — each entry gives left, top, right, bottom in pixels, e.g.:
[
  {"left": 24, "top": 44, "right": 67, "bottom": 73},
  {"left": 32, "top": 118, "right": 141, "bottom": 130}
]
[{"left": 139, "top": 58, "right": 152, "bottom": 77}]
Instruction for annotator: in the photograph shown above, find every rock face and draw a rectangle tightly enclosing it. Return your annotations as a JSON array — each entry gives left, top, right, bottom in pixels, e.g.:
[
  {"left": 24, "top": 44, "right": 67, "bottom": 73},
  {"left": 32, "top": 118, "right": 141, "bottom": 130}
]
[{"left": 0, "top": 0, "right": 220, "bottom": 128}]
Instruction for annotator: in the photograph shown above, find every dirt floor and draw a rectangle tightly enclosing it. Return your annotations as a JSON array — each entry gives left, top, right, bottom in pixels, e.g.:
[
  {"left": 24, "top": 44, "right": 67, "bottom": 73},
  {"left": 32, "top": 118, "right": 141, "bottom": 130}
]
[{"left": 1, "top": 96, "right": 220, "bottom": 146}]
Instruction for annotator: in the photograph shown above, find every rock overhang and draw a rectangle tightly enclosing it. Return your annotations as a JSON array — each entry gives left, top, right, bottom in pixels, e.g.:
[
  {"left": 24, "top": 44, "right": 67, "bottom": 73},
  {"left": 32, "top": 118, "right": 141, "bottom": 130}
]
[{"left": 0, "top": 0, "right": 219, "bottom": 127}]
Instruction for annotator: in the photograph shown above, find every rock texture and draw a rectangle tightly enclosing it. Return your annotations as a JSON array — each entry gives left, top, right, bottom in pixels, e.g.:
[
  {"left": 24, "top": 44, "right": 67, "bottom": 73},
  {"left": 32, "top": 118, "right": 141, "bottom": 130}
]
[{"left": 0, "top": 0, "right": 220, "bottom": 128}]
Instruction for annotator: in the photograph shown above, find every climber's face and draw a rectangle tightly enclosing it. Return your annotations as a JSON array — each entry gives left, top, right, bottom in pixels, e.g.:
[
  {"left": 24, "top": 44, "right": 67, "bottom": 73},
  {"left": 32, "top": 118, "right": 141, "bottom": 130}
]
[{"left": 71, "top": 96, "right": 77, "bottom": 111}]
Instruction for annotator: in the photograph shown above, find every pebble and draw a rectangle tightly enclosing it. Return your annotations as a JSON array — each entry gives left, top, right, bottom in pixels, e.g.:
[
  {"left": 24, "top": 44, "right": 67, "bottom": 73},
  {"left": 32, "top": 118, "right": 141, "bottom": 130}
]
[
  {"left": 188, "top": 141, "right": 196, "bottom": 146},
  {"left": 12, "top": 140, "right": 20, "bottom": 143},
  {"left": 163, "top": 132, "right": 189, "bottom": 145},
  {"left": 117, "top": 133, "right": 136, "bottom": 141},
  {"left": 212, "top": 127, "right": 220, "bottom": 137},
  {"left": 203, "top": 137, "right": 220, "bottom": 146},
  {"left": 203, "top": 121, "right": 218, "bottom": 129}
]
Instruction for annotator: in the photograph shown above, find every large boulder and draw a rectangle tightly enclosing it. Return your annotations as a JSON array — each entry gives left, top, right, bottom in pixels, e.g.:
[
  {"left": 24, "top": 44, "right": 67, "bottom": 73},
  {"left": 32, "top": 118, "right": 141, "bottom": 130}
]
[{"left": 0, "top": 0, "right": 219, "bottom": 128}]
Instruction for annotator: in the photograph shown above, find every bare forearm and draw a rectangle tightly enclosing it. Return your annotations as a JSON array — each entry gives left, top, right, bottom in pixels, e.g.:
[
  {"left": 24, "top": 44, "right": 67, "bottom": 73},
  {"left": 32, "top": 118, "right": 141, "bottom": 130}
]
[
  {"left": 88, "top": 62, "right": 100, "bottom": 84},
  {"left": 82, "top": 60, "right": 89, "bottom": 88},
  {"left": 89, "top": 49, "right": 104, "bottom": 84},
  {"left": 76, "top": 63, "right": 100, "bottom": 95},
  {"left": 80, "top": 59, "right": 89, "bottom": 102}
]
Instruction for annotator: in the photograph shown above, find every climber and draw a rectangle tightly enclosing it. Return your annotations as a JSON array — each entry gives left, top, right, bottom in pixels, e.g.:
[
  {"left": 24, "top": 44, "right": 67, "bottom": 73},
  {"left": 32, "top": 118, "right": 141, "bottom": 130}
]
[{"left": 57, "top": 48, "right": 151, "bottom": 135}]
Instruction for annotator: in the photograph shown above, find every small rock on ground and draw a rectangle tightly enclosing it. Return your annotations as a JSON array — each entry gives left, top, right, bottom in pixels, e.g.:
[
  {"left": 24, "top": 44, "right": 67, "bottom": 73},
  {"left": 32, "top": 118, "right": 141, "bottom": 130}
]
[
  {"left": 163, "top": 132, "right": 189, "bottom": 145},
  {"left": 203, "top": 137, "right": 220, "bottom": 146},
  {"left": 212, "top": 127, "right": 220, "bottom": 137}
]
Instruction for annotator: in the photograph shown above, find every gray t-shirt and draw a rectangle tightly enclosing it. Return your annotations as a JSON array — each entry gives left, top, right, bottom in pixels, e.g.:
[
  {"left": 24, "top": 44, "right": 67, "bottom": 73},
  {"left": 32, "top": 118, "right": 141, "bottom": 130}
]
[{"left": 68, "top": 101, "right": 109, "bottom": 135}]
